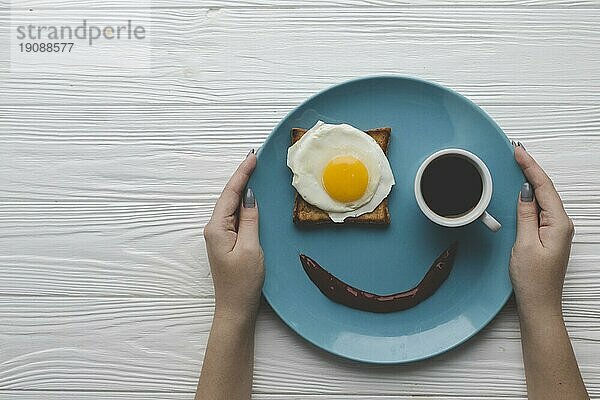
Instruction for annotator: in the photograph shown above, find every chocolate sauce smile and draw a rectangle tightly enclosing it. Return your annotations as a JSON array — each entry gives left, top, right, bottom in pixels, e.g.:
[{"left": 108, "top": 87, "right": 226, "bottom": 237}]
[{"left": 299, "top": 243, "right": 458, "bottom": 313}]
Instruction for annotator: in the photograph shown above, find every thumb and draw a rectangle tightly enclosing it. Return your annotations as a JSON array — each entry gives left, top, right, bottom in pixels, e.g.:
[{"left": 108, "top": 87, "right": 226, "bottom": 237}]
[
  {"left": 237, "top": 187, "right": 259, "bottom": 249},
  {"left": 516, "top": 182, "right": 541, "bottom": 247}
]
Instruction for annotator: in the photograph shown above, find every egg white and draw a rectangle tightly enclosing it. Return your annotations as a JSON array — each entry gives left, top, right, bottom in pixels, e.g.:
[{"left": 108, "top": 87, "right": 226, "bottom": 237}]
[{"left": 287, "top": 121, "right": 395, "bottom": 223}]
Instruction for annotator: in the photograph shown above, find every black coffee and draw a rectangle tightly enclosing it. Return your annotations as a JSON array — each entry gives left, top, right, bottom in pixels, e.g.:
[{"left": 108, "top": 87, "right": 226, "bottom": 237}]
[{"left": 421, "top": 155, "right": 483, "bottom": 217}]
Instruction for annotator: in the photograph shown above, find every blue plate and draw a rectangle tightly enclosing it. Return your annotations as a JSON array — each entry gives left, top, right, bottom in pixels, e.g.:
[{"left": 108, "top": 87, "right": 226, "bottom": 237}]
[{"left": 249, "top": 76, "right": 523, "bottom": 363}]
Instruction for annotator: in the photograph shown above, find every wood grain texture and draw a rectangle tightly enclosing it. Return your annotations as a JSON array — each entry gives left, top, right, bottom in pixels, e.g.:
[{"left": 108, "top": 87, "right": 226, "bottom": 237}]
[
  {"left": 0, "top": 298, "right": 598, "bottom": 396},
  {"left": 0, "top": 394, "right": 552, "bottom": 400},
  {"left": 2, "top": 8, "right": 599, "bottom": 104},
  {"left": 1, "top": 1, "right": 599, "bottom": 399},
  {"left": 5, "top": 0, "right": 600, "bottom": 9}
]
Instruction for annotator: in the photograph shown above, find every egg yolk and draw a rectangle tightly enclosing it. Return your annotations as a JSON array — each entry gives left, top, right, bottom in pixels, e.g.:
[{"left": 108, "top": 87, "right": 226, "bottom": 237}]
[{"left": 322, "top": 156, "right": 369, "bottom": 202}]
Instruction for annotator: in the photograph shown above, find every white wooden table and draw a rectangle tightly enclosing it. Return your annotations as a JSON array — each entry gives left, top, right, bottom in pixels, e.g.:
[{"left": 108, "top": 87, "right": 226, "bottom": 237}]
[{"left": 1, "top": 1, "right": 599, "bottom": 398}]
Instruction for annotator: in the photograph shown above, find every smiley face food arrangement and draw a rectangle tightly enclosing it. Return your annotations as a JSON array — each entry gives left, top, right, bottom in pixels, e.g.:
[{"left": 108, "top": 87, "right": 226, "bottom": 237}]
[{"left": 286, "top": 121, "right": 458, "bottom": 313}]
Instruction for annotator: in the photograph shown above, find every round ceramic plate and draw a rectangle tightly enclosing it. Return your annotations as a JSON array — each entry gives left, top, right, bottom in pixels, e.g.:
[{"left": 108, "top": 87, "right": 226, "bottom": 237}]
[{"left": 249, "top": 76, "right": 524, "bottom": 363}]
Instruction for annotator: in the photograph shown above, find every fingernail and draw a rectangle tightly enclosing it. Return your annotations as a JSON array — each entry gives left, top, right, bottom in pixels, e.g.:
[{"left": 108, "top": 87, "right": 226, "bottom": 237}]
[
  {"left": 520, "top": 182, "right": 533, "bottom": 202},
  {"left": 246, "top": 149, "right": 255, "bottom": 158},
  {"left": 243, "top": 187, "right": 256, "bottom": 208},
  {"left": 511, "top": 140, "right": 516, "bottom": 147},
  {"left": 517, "top": 141, "right": 526, "bottom": 150}
]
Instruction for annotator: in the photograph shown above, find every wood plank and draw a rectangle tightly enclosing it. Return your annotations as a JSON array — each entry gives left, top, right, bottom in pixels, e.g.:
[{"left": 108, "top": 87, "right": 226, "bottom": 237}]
[
  {"left": 0, "top": 393, "right": 190, "bottom": 400},
  {"left": 0, "top": 393, "right": 560, "bottom": 400},
  {"left": 0, "top": 392, "right": 543, "bottom": 400},
  {"left": 5, "top": 0, "right": 600, "bottom": 10},
  {"left": 2, "top": 8, "right": 599, "bottom": 104},
  {"left": 0, "top": 298, "right": 598, "bottom": 396},
  {"left": 1, "top": 103, "right": 600, "bottom": 143}
]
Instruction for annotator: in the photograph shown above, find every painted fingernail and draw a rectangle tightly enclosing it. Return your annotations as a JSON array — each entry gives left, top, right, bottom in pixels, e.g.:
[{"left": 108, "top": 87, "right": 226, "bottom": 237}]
[
  {"left": 246, "top": 149, "right": 255, "bottom": 158},
  {"left": 511, "top": 140, "right": 516, "bottom": 147},
  {"left": 520, "top": 182, "right": 533, "bottom": 202},
  {"left": 517, "top": 141, "right": 526, "bottom": 150},
  {"left": 243, "top": 187, "right": 256, "bottom": 208}
]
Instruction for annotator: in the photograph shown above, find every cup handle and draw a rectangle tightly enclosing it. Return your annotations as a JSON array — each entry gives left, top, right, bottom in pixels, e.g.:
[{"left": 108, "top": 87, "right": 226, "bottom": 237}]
[{"left": 480, "top": 211, "right": 501, "bottom": 232}]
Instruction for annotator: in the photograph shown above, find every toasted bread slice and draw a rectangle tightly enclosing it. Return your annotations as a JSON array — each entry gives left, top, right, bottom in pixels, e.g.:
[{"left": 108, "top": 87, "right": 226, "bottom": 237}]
[{"left": 291, "top": 127, "right": 391, "bottom": 225}]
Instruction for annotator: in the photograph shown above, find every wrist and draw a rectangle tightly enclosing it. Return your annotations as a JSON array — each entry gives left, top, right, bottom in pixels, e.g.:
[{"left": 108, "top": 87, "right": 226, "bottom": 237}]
[
  {"left": 214, "top": 290, "right": 262, "bottom": 318},
  {"left": 214, "top": 302, "right": 259, "bottom": 326},
  {"left": 514, "top": 291, "right": 562, "bottom": 317},
  {"left": 516, "top": 300, "right": 564, "bottom": 326}
]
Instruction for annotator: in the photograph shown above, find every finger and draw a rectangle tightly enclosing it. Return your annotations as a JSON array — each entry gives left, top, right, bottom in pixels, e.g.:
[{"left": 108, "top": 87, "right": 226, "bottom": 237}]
[
  {"left": 514, "top": 146, "right": 566, "bottom": 216},
  {"left": 212, "top": 152, "right": 257, "bottom": 224},
  {"left": 515, "top": 182, "right": 541, "bottom": 246},
  {"left": 237, "top": 187, "right": 259, "bottom": 249}
]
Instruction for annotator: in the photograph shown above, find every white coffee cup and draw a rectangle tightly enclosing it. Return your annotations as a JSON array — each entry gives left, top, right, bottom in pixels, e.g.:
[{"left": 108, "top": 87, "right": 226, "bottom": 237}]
[{"left": 414, "top": 148, "right": 501, "bottom": 232}]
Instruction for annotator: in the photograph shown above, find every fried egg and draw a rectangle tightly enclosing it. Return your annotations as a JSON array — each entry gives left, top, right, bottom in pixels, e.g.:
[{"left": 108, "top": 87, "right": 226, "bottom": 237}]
[{"left": 287, "top": 121, "right": 395, "bottom": 223}]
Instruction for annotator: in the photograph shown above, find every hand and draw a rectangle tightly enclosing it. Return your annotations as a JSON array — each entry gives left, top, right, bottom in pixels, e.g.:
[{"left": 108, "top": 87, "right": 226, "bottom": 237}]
[
  {"left": 203, "top": 151, "right": 264, "bottom": 319},
  {"left": 510, "top": 145, "right": 575, "bottom": 316}
]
